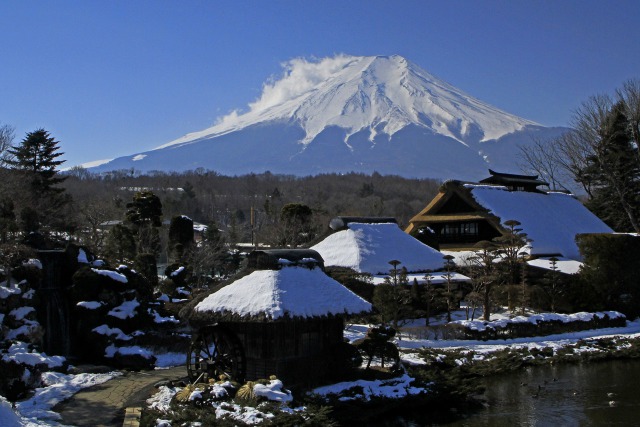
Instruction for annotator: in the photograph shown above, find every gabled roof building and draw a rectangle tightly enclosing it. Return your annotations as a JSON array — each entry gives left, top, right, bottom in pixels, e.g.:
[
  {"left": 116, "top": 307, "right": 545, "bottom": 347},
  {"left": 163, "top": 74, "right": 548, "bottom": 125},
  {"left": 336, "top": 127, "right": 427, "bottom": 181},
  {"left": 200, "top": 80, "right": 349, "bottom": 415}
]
[{"left": 405, "top": 171, "right": 613, "bottom": 260}]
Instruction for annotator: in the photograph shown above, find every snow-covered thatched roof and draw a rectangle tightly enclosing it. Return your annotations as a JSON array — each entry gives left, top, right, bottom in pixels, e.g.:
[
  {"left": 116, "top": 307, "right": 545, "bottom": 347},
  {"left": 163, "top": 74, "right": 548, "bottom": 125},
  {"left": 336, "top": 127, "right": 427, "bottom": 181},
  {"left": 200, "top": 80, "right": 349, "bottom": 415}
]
[
  {"left": 311, "top": 222, "right": 445, "bottom": 275},
  {"left": 466, "top": 184, "right": 613, "bottom": 260},
  {"left": 194, "top": 265, "right": 371, "bottom": 321}
]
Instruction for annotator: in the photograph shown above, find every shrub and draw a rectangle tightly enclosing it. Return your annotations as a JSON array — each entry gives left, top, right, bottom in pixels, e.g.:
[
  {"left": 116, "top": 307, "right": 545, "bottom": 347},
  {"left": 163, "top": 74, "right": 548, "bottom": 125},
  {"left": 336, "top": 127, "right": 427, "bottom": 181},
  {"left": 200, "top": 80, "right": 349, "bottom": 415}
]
[{"left": 573, "top": 233, "right": 640, "bottom": 317}]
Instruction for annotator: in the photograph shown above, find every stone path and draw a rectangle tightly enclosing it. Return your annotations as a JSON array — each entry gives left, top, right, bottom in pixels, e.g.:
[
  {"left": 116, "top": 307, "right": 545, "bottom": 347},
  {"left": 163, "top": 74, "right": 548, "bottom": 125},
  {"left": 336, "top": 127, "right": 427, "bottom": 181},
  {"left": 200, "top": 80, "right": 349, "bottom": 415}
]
[{"left": 55, "top": 365, "right": 187, "bottom": 427}]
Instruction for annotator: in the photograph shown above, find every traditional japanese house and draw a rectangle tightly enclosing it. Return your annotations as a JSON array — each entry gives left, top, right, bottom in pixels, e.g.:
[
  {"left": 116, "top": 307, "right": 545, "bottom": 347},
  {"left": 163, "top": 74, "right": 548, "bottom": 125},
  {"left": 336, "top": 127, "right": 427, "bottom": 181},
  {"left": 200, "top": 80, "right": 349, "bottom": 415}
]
[
  {"left": 312, "top": 217, "right": 445, "bottom": 274},
  {"left": 188, "top": 249, "right": 371, "bottom": 387},
  {"left": 405, "top": 170, "right": 613, "bottom": 260}
]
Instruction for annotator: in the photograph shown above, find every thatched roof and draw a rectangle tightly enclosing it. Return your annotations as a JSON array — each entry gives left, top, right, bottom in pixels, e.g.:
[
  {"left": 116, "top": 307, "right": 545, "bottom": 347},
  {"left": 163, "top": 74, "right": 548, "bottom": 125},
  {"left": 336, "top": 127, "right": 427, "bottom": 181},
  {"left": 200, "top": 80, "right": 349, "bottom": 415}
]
[
  {"left": 312, "top": 221, "right": 445, "bottom": 274},
  {"left": 191, "top": 264, "right": 372, "bottom": 323}
]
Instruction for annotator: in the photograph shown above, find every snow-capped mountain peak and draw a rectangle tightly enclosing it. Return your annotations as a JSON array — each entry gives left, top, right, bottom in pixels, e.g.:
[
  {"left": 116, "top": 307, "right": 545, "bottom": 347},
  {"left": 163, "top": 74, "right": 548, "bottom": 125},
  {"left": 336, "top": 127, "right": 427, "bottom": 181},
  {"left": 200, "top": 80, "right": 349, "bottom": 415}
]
[
  {"left": 157, "top": 55, "right": 536, "bottom": 150},
  {"left": 87, "top": 54, "right": 565, "bottom": 182}
]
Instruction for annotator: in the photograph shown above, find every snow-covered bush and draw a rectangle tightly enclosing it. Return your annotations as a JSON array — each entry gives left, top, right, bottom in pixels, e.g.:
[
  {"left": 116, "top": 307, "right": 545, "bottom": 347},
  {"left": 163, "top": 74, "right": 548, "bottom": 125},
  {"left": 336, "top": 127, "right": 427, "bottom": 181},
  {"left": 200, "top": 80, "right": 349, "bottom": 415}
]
[{"left": 68, "top": 265, "right": 159, "bottom": 368}]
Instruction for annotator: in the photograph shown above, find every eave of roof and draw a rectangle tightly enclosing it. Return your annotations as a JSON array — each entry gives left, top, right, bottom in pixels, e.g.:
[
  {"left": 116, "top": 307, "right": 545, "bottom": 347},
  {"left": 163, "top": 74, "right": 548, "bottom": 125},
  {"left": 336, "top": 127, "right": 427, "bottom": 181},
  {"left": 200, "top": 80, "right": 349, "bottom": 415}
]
[{"left": 410, "top": 214, "right": 490, "bottom": 223}]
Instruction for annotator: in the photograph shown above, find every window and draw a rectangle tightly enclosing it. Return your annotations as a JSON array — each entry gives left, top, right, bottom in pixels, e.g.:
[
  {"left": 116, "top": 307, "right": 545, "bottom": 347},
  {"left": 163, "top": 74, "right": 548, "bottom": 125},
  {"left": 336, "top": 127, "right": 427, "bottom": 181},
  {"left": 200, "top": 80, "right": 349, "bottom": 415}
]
[
  {"left": 461, "top": 222, "right": 478, "bottom": 235},
  {"left": 440, "top": 222, "right": 479, "bottom": 242},
  {"left": 443, "top": 224, "right": 459, "bottom": 236}
]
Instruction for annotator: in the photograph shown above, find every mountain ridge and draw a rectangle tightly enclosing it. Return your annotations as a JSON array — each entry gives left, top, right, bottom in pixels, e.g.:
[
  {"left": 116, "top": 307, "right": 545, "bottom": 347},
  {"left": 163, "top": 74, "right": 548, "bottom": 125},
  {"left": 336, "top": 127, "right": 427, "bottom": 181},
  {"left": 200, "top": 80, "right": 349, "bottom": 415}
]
[{"left": 86, "top": 54, "right": 567, "bottom": 181}]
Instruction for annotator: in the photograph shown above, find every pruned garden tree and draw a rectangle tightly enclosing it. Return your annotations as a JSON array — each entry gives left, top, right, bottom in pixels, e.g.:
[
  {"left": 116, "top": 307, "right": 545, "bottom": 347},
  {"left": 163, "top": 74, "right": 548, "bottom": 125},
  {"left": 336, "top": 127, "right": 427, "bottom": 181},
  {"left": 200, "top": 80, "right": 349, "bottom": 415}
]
[
  {"left": 374, "top": 260, "right": 411, "bottom": 330},
  {"left": 518, "top": 251, "right": 529, "bottom": 315},
  {"left": 441, "top": 254, "right": 456, "bottom": 322},
  {"left": 279, "top": 202, "right": 314, "bottom": 248},
  {"left": 541, "top": 256, "right": 564, "bottom": 312},
  {"left": 104, "top": 224, "right": 136, "bottom": 263},
  {"left": 125, "top": 190, "right": 163, "bottom": 256},
  {"left": 168, "top": 215, "right": 194, "bottom": 263},
  {"left": 421, "top": 272, "right": 440, "bottom": 326},
  {"left": 464, "top": 240, "right": 499, "bottom": 321},
  {"left": 493, "top": 220, "right": 529, "bottom": 313}
]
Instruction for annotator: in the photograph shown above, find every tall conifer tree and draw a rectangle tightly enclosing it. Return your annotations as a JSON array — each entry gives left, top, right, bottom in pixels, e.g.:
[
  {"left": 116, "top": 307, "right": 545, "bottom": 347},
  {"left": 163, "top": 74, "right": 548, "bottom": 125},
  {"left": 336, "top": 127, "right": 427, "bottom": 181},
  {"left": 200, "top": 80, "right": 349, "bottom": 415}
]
[{"left": 8, "top": 128, "right": 66, "bottom": 195}]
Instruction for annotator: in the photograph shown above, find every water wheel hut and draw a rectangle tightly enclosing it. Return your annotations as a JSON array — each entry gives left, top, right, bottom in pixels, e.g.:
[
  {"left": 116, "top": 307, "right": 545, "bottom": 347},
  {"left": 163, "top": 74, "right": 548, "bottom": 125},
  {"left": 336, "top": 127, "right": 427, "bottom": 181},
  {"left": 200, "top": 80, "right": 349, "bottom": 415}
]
[{"left": 186, "top": 249, "right": 371, "bottom": 387}]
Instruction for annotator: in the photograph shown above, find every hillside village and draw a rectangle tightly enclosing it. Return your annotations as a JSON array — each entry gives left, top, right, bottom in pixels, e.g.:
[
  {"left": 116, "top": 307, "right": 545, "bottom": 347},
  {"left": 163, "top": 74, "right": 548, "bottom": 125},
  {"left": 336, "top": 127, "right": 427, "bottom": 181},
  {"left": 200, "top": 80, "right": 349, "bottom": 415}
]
[{"left": 1, "top": 131, "right": 639, "bottom": 425}]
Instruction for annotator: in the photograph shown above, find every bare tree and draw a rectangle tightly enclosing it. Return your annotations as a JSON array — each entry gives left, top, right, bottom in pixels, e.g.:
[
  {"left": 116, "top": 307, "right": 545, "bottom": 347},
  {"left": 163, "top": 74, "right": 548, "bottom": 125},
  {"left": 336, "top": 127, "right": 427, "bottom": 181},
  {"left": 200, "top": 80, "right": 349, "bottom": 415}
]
[
  {"left": 0, "top": 124, "right": 15, "bottom": 167},
  {"left": 517, "top": 137, "right": 571, "bottom": 191}
]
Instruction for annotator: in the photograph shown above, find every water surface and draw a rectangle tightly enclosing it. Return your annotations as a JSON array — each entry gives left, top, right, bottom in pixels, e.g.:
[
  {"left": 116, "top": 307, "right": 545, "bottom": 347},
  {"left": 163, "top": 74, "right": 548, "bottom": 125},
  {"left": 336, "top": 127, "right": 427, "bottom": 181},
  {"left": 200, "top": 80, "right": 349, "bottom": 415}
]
[{"left": 440, "top": 359, "right": 640, "bottom": 426}]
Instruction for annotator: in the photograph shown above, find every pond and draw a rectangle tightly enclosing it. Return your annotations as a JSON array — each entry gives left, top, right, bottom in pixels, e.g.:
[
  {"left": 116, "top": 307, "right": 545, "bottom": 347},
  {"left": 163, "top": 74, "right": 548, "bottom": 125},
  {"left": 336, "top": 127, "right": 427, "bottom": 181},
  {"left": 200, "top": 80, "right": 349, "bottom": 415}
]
[{"left": 433, "top": 359, "right": 640, "bottom": 426}]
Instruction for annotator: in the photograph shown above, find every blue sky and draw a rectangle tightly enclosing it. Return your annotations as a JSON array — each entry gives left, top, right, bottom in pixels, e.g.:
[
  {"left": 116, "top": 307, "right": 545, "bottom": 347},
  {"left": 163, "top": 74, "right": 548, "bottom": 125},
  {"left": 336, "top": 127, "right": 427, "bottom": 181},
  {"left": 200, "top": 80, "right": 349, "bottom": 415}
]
[{"left": 2, "top": 0, "right": 639, "bottom": 167}]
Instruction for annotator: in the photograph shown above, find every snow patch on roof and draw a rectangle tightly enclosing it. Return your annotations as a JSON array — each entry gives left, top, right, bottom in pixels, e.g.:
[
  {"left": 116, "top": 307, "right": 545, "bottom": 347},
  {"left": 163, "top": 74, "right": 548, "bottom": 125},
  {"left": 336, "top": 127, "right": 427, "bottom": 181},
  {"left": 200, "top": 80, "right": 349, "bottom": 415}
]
[
  {"left": 527, "top": 257, "right": 583, "bottom": 275},
  {"left": 312, "top": 222, "right": 445, "bottom": 274},
  {"left": 195, "top": 266, "right": 371, "bottom": 319},
  {"left": 467, "top": 185, "right": 613, "bottom": 260}
]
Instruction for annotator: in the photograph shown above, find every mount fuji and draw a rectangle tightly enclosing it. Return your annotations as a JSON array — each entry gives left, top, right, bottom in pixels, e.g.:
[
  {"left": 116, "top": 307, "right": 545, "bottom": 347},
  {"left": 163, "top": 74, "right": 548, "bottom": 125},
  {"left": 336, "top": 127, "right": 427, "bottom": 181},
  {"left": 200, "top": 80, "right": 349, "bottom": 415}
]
[{"left": 87, "top": 55, "right": 567, "bottom": 181}]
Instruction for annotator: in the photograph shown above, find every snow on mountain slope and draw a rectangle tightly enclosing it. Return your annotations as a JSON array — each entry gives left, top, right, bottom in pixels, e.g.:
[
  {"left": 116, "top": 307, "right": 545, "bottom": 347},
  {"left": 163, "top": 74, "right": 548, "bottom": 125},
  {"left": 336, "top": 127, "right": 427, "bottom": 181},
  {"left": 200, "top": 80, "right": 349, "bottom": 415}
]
[
  {"left": 87, "top": 54, "right": 567, "bottom": 180},
  {"left": 159, "top": 55, "right": 536, "bottom": 149}
]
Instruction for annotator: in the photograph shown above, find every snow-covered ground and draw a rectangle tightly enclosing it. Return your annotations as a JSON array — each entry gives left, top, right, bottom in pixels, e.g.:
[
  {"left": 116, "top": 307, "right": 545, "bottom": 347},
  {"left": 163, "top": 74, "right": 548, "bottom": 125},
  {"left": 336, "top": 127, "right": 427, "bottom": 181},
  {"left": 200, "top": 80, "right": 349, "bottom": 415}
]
[
  {"left": 3, "top": 307, "right": 639, "bottom": 427},
  {"left": 0, "top": 345, "right": 184, "bottom": 427},
  {"left": 0, "top": 370, "right": 121, "bottom": 427},
  {"left": 345, "top": 307, "right": 640, "bottom": 367}
]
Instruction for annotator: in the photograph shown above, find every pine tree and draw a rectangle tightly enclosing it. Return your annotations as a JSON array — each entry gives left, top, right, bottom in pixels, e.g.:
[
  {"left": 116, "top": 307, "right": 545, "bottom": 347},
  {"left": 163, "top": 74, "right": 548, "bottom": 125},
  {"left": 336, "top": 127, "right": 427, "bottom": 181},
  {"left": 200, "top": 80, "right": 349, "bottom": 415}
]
[
  {"left": 8, "top": 129, "right": 66, "bottom": 195},
  {"left": 585, "top": 102, "right": 640, "bottom": 231},
  {"left": 168, "top": 215, "right": 194, "bottom": 262}
]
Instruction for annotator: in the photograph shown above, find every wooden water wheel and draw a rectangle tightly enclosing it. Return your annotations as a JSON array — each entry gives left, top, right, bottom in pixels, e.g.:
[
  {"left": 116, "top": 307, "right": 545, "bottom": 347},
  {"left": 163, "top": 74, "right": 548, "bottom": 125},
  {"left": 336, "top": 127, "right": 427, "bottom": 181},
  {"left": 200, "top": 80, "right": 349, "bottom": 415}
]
[{"left": 187, "top": 324, "right": 246, "bottom": 383}]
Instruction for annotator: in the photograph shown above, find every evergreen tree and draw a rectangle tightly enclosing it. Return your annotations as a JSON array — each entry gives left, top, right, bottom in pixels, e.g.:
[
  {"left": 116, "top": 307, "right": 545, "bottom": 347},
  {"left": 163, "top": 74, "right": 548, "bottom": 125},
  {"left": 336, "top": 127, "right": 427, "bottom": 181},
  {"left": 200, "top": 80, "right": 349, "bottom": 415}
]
[
  {"left": 280, "top": 202, "right": 314, "bottom": 247},
  {"left": 125, "top": 191, "right": 163, "bottom": 227},
  {"left": 493, "top": 220, "right": 529, "bottom": 312},
  {"left": 168, "top": 215, "right": 194, "bottom": 262},
  {"left": 125, "top": 191, "right": 163, "bottom": 255},
  {"left": 541, "top": 256, "right": 565, "bottom": 312},
  {"left": 0, "top": 243, "right": 34, "bottom": 288},
  {"left": 442, "top": 254, "right": 456, "bottom": 322},
  {"left": 375, "top": 260, "right": 411, "bottom": 329},
  {"left": 467, "top": 240, "right": 499, "bottom": 321},
  {"left": 8, "top": 129, "right": 66, "bottom": 196},
  {"left": 584, "top": 102, "right": 640, "bottom": 231},
  {"left": 0, "top": 200, "right": 17, "bottom": 243},
  {"left": 104, "top": 224, "right": 136, "bottom": 263}
]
